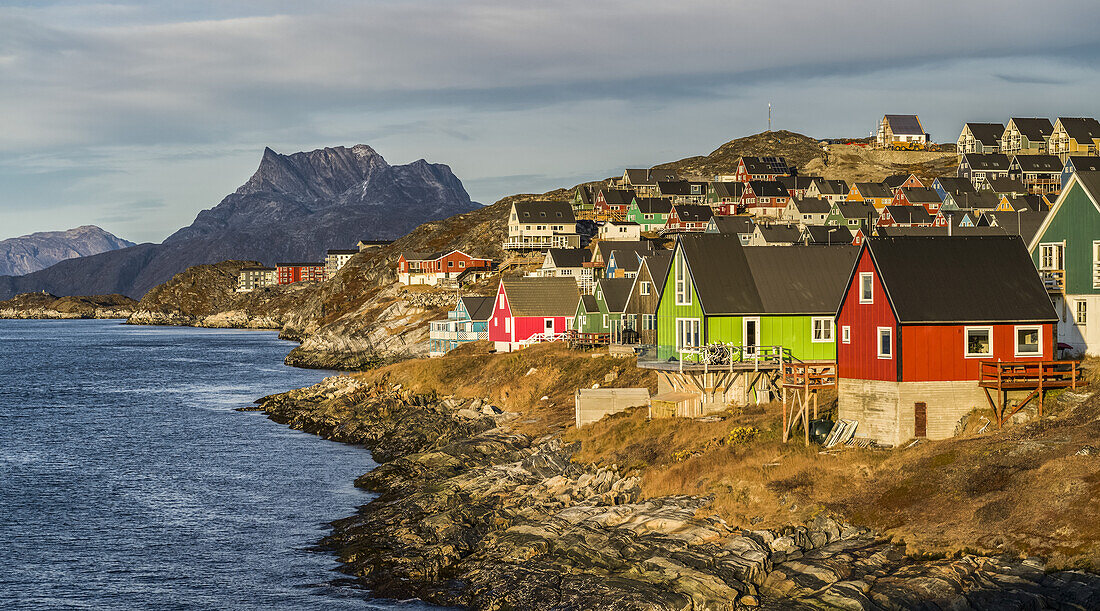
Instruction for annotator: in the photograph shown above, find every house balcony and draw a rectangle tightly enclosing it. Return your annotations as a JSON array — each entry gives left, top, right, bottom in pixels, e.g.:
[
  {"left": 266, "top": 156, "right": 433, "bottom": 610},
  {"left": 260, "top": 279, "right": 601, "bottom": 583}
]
[
  {"left": 502, "top": 234, "right": 580, "bottom": 251},
  {"left": 429, "top": 321, "right": 487, "bottom": 343},
  {"left": 1040, "top": 269, "right": 1065, "bottom": 293}
]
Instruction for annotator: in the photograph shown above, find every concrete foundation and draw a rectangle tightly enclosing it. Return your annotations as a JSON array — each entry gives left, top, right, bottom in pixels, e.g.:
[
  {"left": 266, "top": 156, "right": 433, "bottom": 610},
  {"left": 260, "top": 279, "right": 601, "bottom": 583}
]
[
  {"left": 838, "top": 378, "right": 988, "bottom": 447},
  {"left": 574, "top": 388, "right": 651, "bottom": 427}
]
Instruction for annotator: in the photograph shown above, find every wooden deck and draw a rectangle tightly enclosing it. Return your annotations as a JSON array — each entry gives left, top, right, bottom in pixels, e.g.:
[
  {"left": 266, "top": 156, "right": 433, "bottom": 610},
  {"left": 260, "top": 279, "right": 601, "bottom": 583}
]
[
  {"left": 566, "top": 331, "right": 610, "bottom": 349},
  {"left": 979, "top": 360, "right": 1083, "bottom": 426},
  {"left": 781, "top": 361, "right": 837, "bottom": 445}
]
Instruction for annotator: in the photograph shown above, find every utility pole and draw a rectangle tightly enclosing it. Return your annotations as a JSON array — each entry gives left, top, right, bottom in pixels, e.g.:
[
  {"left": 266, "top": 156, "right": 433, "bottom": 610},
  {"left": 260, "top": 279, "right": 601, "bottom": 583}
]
[{"left": 768, "top": 103, "right": 772, "bottom": 132}]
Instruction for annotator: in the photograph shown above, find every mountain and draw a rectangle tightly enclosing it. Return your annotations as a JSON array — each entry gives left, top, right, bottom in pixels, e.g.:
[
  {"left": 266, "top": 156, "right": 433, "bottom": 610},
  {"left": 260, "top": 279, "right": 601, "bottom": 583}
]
[
  {"left": 0, "top": 145, "right": 479, "bottom": 299},
  {"left": 0, "top": 225, "right": 134, "bottom": 276}
]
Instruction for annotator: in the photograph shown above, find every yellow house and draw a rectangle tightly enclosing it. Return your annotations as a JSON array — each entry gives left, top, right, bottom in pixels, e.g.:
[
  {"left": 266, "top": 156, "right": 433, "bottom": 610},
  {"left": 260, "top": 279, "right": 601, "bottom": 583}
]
[
  {"left": 1001, "top": 118, "right": 1053, "bottom": 156},
  {"left": 1049, "top": 117, "right": 1100, "bottom": 162},
  {"left": 846, "top": 182, "right": 893, "bottom": 210}
]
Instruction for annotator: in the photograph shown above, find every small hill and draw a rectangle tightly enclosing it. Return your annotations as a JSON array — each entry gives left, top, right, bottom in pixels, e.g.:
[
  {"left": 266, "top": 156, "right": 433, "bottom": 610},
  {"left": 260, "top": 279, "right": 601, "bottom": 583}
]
[
  {"left": 654, "top": 130, "right": 827, "bottom": 177},
  {"left": 0, "top": 291, "right": 138, "bottom": 319}
]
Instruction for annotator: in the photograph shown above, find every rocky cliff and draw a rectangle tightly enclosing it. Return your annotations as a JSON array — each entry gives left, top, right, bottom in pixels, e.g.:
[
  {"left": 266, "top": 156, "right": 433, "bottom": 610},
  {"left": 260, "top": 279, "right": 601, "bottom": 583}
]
[
  {"left": 0, "top": 145, "right": 480, "bottom": 300},
  {"left": 0, "top": 225, "right": 134, "bottom": 276},
  {"left": 0, "top": 292, "right": 138, "bottom": 319}
]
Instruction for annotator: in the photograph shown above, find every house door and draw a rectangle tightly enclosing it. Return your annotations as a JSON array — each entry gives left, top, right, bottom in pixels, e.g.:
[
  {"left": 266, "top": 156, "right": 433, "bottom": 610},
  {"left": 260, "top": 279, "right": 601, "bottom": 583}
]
[
  {"left": 545, "top": 318, "right": 555, "bottom": 336},
  {"left": 744, "top": 317, "right": 760, "bottom": 357},
  {"left": 914, "top": 402, "right": 927, "bottom": 438},
  {"left": 609, "top": 317, "right": 621, "bottom": 343}
]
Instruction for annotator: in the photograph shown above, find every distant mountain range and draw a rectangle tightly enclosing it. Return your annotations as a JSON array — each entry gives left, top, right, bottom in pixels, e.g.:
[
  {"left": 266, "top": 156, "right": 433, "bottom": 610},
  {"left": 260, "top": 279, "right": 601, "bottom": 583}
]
[
  {"left": 0, "top": 226, "right": 134, "bottom": 276},
  {"left": 0, "top": 145, "right": 479, "bottom": 299}
]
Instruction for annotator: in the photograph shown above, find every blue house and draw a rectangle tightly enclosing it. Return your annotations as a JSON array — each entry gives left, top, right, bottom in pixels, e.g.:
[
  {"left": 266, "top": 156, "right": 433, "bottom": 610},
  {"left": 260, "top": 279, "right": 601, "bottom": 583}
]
[
  {"left": 429, "top": 295, "right": 495, "bottom": 356},
  {"left": 1061, "top": 156, "right": 1100, "bottom": 190}
]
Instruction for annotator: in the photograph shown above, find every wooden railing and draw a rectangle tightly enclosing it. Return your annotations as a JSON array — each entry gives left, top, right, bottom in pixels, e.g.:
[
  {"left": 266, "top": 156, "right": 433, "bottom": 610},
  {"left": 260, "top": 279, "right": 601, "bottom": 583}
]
[
  {"left": 979, "top": 359, "right": 1083, "bottom": 426},
  {"left": 565, "top": 330, "right": 610, "bottom": 347},
  {"left": 781, "top": 361, "right": 837, "bottom": 389}
]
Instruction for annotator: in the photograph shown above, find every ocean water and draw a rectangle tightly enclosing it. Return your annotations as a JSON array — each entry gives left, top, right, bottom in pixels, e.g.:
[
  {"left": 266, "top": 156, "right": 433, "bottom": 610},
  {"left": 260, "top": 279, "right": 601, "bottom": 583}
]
[{"left": 0, "top": 320, "right": 425, "bottom": 610}]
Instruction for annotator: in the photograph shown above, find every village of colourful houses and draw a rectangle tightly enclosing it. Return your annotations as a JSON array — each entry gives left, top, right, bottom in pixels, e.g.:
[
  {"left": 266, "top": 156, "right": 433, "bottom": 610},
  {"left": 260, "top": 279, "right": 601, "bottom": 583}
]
[{"left": 238, "top": 115, "right": 1100, "bottom": 448}]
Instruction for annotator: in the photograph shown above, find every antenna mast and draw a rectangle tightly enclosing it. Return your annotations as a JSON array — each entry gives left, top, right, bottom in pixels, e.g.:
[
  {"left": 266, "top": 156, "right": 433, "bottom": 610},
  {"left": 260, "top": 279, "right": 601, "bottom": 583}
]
[{"left": 768, "top": 103, "right": 772, "bottom": 131}]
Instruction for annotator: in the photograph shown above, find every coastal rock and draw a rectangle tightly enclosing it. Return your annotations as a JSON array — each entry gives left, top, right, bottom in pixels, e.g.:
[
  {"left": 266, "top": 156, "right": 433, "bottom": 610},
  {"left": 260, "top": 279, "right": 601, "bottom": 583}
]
[{"left": 0, "top": 292, "right": 137, "bottom": 319}]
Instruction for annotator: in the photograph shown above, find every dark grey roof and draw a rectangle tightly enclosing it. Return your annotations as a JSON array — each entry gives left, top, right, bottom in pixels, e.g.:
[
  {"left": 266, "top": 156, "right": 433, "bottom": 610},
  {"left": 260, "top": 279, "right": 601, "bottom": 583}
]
[
  {"left": 834, "top": 201, "right": 878, "bottom": 221},
  {"left": 801, "top": 225, "right": 854, "bottom": 245},
  {"left": 650, "top": 169, "right": 679, "bottom": 182},
  {"left": 965, "top": 123, "right": 1005, "bottom": 146},
  {"left": 740, "top": 156, "right": 791, "bottom": 175},
  {"left": 608, "top": 246, "right": 650, "bottom": 273},
  {"left": 500, "top": 277, "right": 581, "bottom": 317},
  {"left": 793, "top": 198, "right": 831, "bottom": 214},
  {"left": 461, "top": 296, "right": 496, "bottom": 322},
  {"left": 1013, "top": 154, "right": 1062, "bottom": 173},
  {"left": 962, "top": 153, "right": 1010, "bottom": 171},
  {"left": 756, "top": 224, "right": 801, "bottom": 244},
  {"left": 578, "top": 294, "right": 599, "bottom": 314},
  {"left": 596, "top": 240, "right": 651, "bottom": 264},
  {"left": 854, "top": 182, "right": 893, "bottom": 199},
  {"left": 747, "top": 180, "right": 789, "bottom": 198},
  {"left": 597, "top": 277, "right": 634, "bottom": 313},
  {"left": 632, "top": 197, "right": 673, "bottom": 214},
  {"left": 672, "top": 204, "right": 713, "bottom": 222},
  {"left": 547, "top": 248, "right": 590, "bottom": 268},
  {"left": 326, "top": 249, "right": 360, "bottom": 255},
  {"left": 624, "top": 169, "right": 652, "bottom": 185},
  {"left": 1008, "top": 118, "right": 1054, "bottom": 141},
  {"left": 883, "top": 174, "right": 911, "bottom": 189},
  {"left": 874, "top": 225, "right": 1005, "bottom": 238},
  {"left": 1066, "top": 156, "right": 1100, "bottom": 173},
  {"left": 399, "top": 251, "right": 434, "bottom": 261},
  {"left": 933, "top": 177, "right": 976, "bottom": 195},
  {"left": 986, "top": 177, "right": 1028, "bottom": 194},
  {"left": 778, "top": 175, "right": 817, "bottom": 191},
  {"left": 642, "top": 252, "right": 673, "bottom": 291},
  {"left": 240, "top": 266, "right": 276, "bottom": 271},
  {"left": 600, "top": 189, "right": 636, "bottom": 206},
  {"left": 884, "top": 205, "right": 932, "bottom": 224},
  {"left": 901, "top": 187, "right": 942, "bottom": 204},
  {"left": 276, "top": 262, "right": 325, "bottom": 267},
  {"left": 864, "top": 236, "right": 1057, "bottom": 323},
  {"left": 677, "top": 234, "right": 857, "bottom": 315},
  {"left": 951, "top": 191, "right": 1000, "bottom": 210},
  {"left": 657, "top": 180, "right": 707, "bottom": 196},
  {"left": 884, "top": 115, "right": 924, "bottom": 135},
  {"left": 998, "top": 194, "right": 1042, "bottom": 212},
  {"left": 514, "top": 201, "right": 576, "bottom": 223},
  {"left": 712, "top": 182, "right": 745, "bottom": 198},
  {"left": 707, "top": 215, "right": 755, "bottom": 235},
  {"left": 1057, "top": 117, "right": 1100, "bottom": 142},
  {"left": 815, "top": 179, "right": 850, "bottom": 196}
]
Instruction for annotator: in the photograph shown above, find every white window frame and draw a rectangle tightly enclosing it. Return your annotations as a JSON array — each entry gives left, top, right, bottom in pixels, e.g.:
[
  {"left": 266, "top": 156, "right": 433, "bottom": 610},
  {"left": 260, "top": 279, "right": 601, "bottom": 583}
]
[
  {"left": 841, "top": 325, "right": 851, "bottom": 344},
  {"left": 1076, "top": 300, "right": 1088, "bottom": 325},
  {"left": 602, "top": 314, "right": 609, "bottom": 327},
  {"left": 504, "top": 317, "right": 511, "bottom": 333},
  {"left": 877, "top": 327, "right": 893, "bottom": 359},
  {"left": 859, "top": 272, "right": 874, "bottom": 304},
  {"left": 964, "top": 326, "right": 993, "bottom": 358},
  {"left": 640, "top": 281, "right": 651, "bottom": 296},
  {"left": 812, "top": 317, "right": 834, "bottom": 343},
  {"left": 675, "top": 318, "right": 701, "bottom": 352},
  {"left": 1094, "top": 241, "right": 1100, "bottom": 289},
  {"left": 1014, "top": 325, "right": 1042, "bottom": 357},
  {"left": 1039, "top": 242, "right": 1063, "bottom": 271},
  {"left": 674, "top": 252, "right": 692, "bottom": 306}
]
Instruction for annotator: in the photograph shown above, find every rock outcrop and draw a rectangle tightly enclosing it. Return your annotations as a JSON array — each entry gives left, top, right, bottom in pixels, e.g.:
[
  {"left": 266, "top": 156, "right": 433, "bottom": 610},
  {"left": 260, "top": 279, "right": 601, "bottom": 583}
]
[
  {"left": 0, "top": 292, "right": 138, "bottom": 319},
  {"left": 0, "top": 225, "right": 134, "bottom": 277},
  {"left": 252, "top": 377, "right": 1100, "bottom": 609}
]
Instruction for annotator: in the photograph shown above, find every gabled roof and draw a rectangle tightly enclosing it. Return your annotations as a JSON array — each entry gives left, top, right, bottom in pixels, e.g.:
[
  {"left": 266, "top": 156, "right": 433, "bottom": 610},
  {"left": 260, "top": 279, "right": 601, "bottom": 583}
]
[
  {"left": 712, "top": 182, "right": 745, "bottom": 199},
  {"left": 624, "top": 169, "right": 651, "bottom": 185},
  {"left": 884, "top": 205, "right": 933, "bottom": 225},
  {"left": 460, "top": 296, "right": 496, "bottom": 322},
  {"left": 499, "top": 277, "right": 581, "bottom": 317},
  {"left": 514, "top": 201, "right": 576, "bottom": 223},
  {"left": 854, "top": 182, "right": 893, "bottom": 199},
  {"left": 676, "top": 234, "right": 857, "bottom": 315},
  {"left": 932, "top": 176, "right": 976, "bottom": 196},
  {"left": 671, "top": 204, "right": 713, "bottom": 222},
  {"left": 1007, "top": 118, "right": 1054, "bottom": 141},
  {"left": 600, "top": 189, "right": 637, "bottom": 206},
  {"left": 276, "top": 261, "right": 325, "bottom": 267},
  {"left": 778, "top": 175, "right": 817, "bottom": 191},
  {"left": 597, "top": 277, "right": 634, "bottom": 313},
  {"left": 883, "top": 115, "right": 924, "bottom": 135},
  {"left": 962, "top": 153, "right": 1010, "bottom": 170},
  {"left": 546, "top": 248, "right": 590, "bottom": 268},
  {"left": 747, "top": 180, "right": 789, "bottom": 198},
  {"left": 1000, "top": 194, "right": 1043, "bottom": 212},
  {"left": 1056, "top": 117, "right": 1100, "bottom": 142},
  {"left": 642, "top": 251, "right": 673, "bottom": 291},
  {"left": 801, "top": 224, "right": 854, "bottom": 245},
  {"left": 657, "top": 180, "right": 707, "bottom": 196},
  {"left": 578, "top": 294, "right": 599, "bottom": 314},
  {"left": 596, "top": 240, "right": 652, "bottom": 265},
  {"left": 815, "top": 179, "right": 850, "bottom": 196},
  {"left": 859, "top": 236, "right": 1057, "bottom": 323},
  {"left": 756, "top": 224, "right": 802, "bottom": 244},
  {"left": 834, "top": 201, "right": 878, "bottom": 220},
  {"left": 964, "top": 123, "right": 1005, "bottom": 146},
  {"left": 327, "top": 249, "right": 360, "bottom": 255},
  {"left": 607, "top": 246, "right": 650, "bottom": 274},
  {"left": 883, "top": 174, "right": 910, "bottom": 189},
  {"left": 951, "top": 191, "right": 1000, "bottom": 210},
  {"left": 1013, "top": 154, "right": 1062, "bottom": 173},
  {"left": 1066, "top": 156, "right": 1100, "bottom": 173},
  {"left": 987, "top": 177, "right": 1028, "bottom": 194},
  {"left": 875, "top": 225, "right": 1004, "bottom": 238},
  {"left": 707, "top": 215, "right": 755, "bottom": 235},
  {"left": 399, "top": 251, "right": 443, "bottom": 262},
  {"left": 900, "top": 187, "right": 943, "bottom": 204},
  {"left": 792, "top": 197, "right": 831, "bottom": 214},
  {"left": 632, "top": 197, "right": 673, "bottom": 214},
  {"left": 740, "top": 156, "right": 791, "bottom": 175}
]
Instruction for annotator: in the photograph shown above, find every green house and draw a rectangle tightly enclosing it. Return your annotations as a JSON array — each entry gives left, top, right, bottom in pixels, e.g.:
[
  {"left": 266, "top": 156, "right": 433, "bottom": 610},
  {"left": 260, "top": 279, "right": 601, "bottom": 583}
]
[
  {"left": 1028, "top": 170, "right": 1100, "bottom": 354},
  {"left": 625, "top": 197, "right": 673, "bottom": 232},
  {"left": 572, "top": 277, "right": 634, "bottom": 340},
  {"left": 655, "top": 234, "right": 858, "bottom": 362}
]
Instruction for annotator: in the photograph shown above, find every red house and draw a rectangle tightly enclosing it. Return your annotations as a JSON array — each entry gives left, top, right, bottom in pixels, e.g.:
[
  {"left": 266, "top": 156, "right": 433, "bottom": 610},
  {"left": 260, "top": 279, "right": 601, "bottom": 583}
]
[
  {"left": 733, "top": 156, "right": 792, "bottom": 182},
  {"left": 276, "top": 262, "right": 326, "bottom": 284},
  {"left": 665, "top": 204, "right": 713, "bottom": 232},
  {"left": 836, "top": 236, "right": 1057, "bottom": 445},
  {"left": 892, "top": 186, "right": 943, "bottom": 213},
  {"left": 488, "top": 277, "right": 581, "bottom": 352},
  {"left": 594, "top": 188, "right": 636, "bottom": 221},
  {"left": 397, "top": 249, "right": 492, "bottom": 286}
]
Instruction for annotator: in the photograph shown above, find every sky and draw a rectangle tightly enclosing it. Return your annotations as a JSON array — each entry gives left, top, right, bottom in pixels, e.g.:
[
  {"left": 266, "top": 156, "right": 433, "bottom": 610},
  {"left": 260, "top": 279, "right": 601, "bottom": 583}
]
[{"left": 1, "top": 0, "right": 1098, "bottom": 243}]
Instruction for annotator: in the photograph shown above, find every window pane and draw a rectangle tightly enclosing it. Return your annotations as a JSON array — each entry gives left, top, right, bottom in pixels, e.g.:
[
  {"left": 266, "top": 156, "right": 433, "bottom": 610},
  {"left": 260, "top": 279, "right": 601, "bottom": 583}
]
[
  {"left": 1017, "top": 328, "right": 1040, "bottom": 353},
  {"left": 967, "top": 329, "right": 991, "bottom": 355}
]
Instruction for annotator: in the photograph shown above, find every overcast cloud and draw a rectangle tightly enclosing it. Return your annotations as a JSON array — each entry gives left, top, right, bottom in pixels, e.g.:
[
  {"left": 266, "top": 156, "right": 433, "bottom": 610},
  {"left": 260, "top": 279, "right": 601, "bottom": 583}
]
[{"left": 1, "top": 0, "right": 1098, "bottom": 242}]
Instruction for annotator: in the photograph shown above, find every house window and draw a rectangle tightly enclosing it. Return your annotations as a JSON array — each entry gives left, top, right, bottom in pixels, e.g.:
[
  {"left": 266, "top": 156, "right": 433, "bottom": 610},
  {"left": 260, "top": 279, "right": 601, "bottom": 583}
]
[
  {"left": 842, "top": 325, "right": 850, "bottom": 344},
  {"left": 603, "top": 314, "right": 608, "bottom": 327},
  {"left": 459, "top": 261, "right": 465, "bottom": 268},
  {"left": 1015, "top": 325, "right": 1041, "bottom": 357},
  {"left": 643, "top": 314, "right": 657, "bottom": 330},
  {"left": 859, "top": 272, "right": 874, "bottom": 304},
  {"left": 640, "top": 281, "right": 651, "bottom": 296},
  {"left": 504, "top": 318, "right": 511, "bottom": 333},
  {"left": 676, "top": 318, "right": 700, "bottom": 351},
  {"left": 1094, "top": 241, "right": 1100, "bottom": 288},
  {"left": 812, "top": 318, "right": 834, "bottom": 342},
  {"left": 965, "top": 326, "right": 992, "bottom": 357},
  {"left": 1039, "top": 243, "right": 1063, "bottom": 270},
  {"left": 674, "top": 252, "right": 692, "bottom": 305},
  {"left": 877, "top": 327, "right": 893, "bottom": 359},
  {"left": 1076, "top": 300, "right": 1088, "bottom": 325}
]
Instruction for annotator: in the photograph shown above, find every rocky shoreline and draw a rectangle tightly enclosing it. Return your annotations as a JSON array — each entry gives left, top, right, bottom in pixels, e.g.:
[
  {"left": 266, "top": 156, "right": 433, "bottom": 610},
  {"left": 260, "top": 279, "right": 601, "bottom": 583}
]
[
  {"left": 0, "top": 293, "right": 138, "bottom": 319},
  {"left": 250, "top": 375, "right": 1100, "bottom": 610}
]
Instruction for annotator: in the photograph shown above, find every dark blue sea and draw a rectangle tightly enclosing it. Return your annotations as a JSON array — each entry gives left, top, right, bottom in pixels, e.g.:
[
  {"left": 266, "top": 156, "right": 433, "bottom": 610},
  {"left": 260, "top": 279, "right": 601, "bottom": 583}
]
[{"left": 0, "top": 320, "right": 425, "bottom": 610}]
